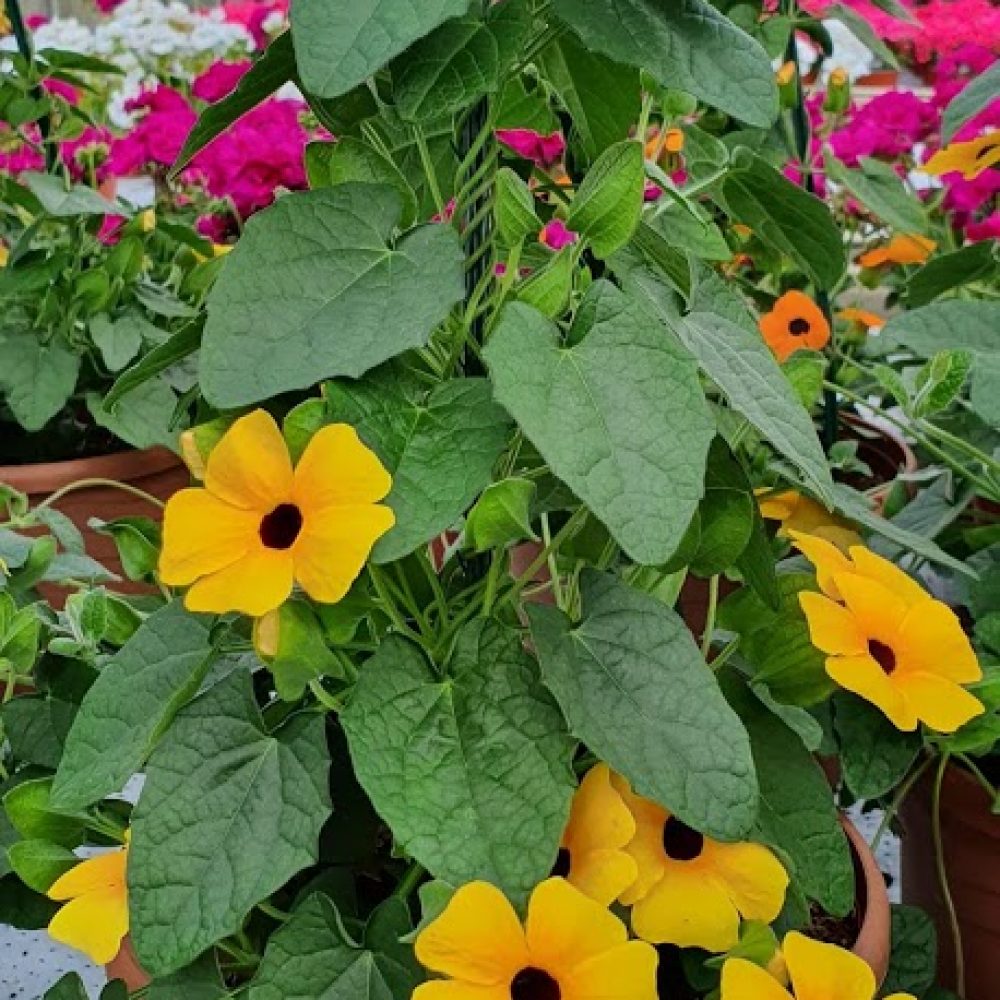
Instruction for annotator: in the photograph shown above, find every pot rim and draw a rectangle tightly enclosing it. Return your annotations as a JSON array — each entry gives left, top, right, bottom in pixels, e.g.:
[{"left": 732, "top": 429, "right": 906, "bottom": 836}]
[
  {"left": 841, "top": 811, "right": 892, "bottom": 986},
  {"left": 0, "top": 445, "right": 181, "bottom": 496}
]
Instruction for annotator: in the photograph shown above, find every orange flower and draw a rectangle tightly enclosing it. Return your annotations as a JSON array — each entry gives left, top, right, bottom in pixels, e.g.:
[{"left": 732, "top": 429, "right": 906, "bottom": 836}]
[
  {"left": 758, "top": 291, "right": 831, "bottom": 361},
  {"left": 858, "top": 235, "right": 935, "bottom": 268},
  {"left": 776, "top": 61, "right": 796, "bottom": 86},
  {"left": 837, "top": 307, "right": 884, "bottom": 330}
]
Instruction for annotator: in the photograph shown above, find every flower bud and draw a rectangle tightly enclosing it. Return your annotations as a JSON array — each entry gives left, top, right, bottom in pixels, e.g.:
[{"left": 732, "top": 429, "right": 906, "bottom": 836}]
[
  {"left": 824, "top": 67, "right": 851, "bottom": 115},
  {"left": 776, "top": 61, "right": 798, "bottom": 109}
]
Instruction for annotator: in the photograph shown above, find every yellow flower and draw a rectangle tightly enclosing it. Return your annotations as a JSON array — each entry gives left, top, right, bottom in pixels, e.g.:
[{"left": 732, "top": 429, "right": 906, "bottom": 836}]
[
  {"left": 922, "top": 133, "right": 1000, "bottom": 181},
  {"left": 776, "top": 61, "right": 796, "bottom": 86},
  {"left": 138, "top": 208, "right": 156, "bottom": 233},
  {"left": 611, "top": 773, "right": 789, "bottom": 952},
  {"left": 837, "top": 307, "right": 884, "bottom": 330},
  {"left": 159, "top": 409, "right": 395, "bottom": 616},
  {"left": 858, "top": 234, "right": 935, "bottom": 268},
  {"left": 794, "top": 532, "right": 984, "bottom": 732},
  {"left": 47, "top": 841, "right": 129, "bottom": 965},
  {"left": 722, "top": 931, "right": 916, "bottom": 1000},
  {"left": 556, "top": 763, "right": 638, "bottom": 906},
  {"left": 414, "top": 878, "right": 658, "bottom": 1000},
  {"left": 0, "top": 243, "right": 8, "bottom": 267},
  {"left": 0, "top": 12, "right": 10, "bottom": 35},
  {"left": 756, "top": 489, "right": 862, "bottom": 553}
]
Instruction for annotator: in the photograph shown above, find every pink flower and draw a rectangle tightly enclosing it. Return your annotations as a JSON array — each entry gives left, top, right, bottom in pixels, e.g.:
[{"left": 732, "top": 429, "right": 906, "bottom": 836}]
[
  {"left": 187, "top": 98, "right": 309, "bottom": 218},
  {"left": 42, "top": 78, "right": 79, "bottom": 105},
  {"left": 192, "top": 60, "right": 253, "bottom": 103},
  {"left": 60, "top": 126, "right": 113, "bottom": 181},
  {"left": 0, "top": 125, "right": 45, "bottom": 175},
  {"left": 196, "top": 213, "right": 235, "bottom": 242},
  {"left": 965, "top": 213, "right": 1000, "bottom": 241},
  {"left": 539, "top": 218, "right": 578, "bottom": 251},
  {"left": 97, "top": 214, "right": 126, "bottom": 246},
  {"left": 643, "top": 181, "right": 663, "bottom": 202},
  {"left": 830, "top": 92, "right": 937, "bottom": 166},
  {"left": 432, "top": 198, "right": 456, "bottom": 223},
  {"left": 496, "top": 128, "right": 566, "bottom": 167},
  {"left": 221, "top": 0, "right": 288, "bottom": 48},
  {"left": 94, "top": 0, "right": 126, "bottom": 11},
  {"left": 939, "top": 167, "right": 1000, "bottom": 215},
  {"left": 106, "top": 86, "right": 197, "bottom": 176},
  {"left": 25, "top": 14, "right": 49, "bottom": 28}
]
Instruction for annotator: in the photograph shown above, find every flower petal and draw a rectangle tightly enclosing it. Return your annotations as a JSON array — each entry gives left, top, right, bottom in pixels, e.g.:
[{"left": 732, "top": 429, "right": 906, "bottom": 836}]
[
  {"left": 415, "top": 882, "right": 528, "bottom": 986},
  {"left": 293, "top": 503, "right": 395, "bottom": 604},
  {"left": 48, "top": 849, "right": 126, "bottom": 901},
  {"left": 704, "top": 840, "right": 789, "bottom": 923},
  {"left": 563, "top": 941, "right": 659, "bottom": 1000},
  {"left": 293, "top": 423, "right": 392, "bottom": 511},
  {"left": 783, "top": 931, "right": 876, "bottom": 1000},
  {"left": 630, "top": 863, "right": 740, "bottom": 952},
  {"left": 525, "top": 878, "right": 627, "bottom": 973},
  {"left": 826, "top": 654, "right": 918, "bottom": 731},
  {"left": 610, "top": 776, "right": 669, "bottom": 905},
  {"left": 159, "top": 488, "right": 258, "bottom": 586},
  {"left": 412, "top": 982, "right": 511, "bottom": 1000},
  {"left": 789, "top": 531, "right": 853, "bottom": 600},
  {"left": 847, "top": 546, "right": 928, "bottom": 608},
  {"left": 184, "top": 546, "right": 294, "bottom": 617},
  {"left": 800, "top": 592, "right": 867, "bottom": 656},
  {"left": 47, "top": 886, "right": 128, "bottom": 965},
  {"left": 833, "top": 572, "right": 911, "bottom": 639},
  {"left": 568, "top": 848, "right": 639, "bottom": 909},
  {"left": 565, "top": 764, "right": 636, "bottom": 859},
  {"left": 893, "top": 672, "right": 985, "bottom": 734},
  {"left": 204, "top": 409, "right": 294, "bottom": 511},
  {"left": 897, "top": 602, "right": 982, "bottom": 683},
  {"left": 721, "top": 958, "right": 793, "bottom": 1000}
]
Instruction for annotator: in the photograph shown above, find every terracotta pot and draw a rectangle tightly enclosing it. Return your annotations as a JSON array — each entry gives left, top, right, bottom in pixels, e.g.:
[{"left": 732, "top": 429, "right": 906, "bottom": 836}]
[
  {"left": 105, "top": 935, "right": 151, "bottom": 991},
  {"left": 0, "top": 446, "right": 188, "bottom": 601},
  {"left": 855, "top": 70, "right": 900, "bottom": 89},
  {"left": 838, "top": 413, "right": 919, "bottom": 510},
  {"left": 900, "top": 763, "right": 1000, "bottom": 1000},
  {"left": 676, "top": 575, "right": 738, "bottom": 641},
  {"left": 841, "top": 812, "right": 892, "bottom": 985}
]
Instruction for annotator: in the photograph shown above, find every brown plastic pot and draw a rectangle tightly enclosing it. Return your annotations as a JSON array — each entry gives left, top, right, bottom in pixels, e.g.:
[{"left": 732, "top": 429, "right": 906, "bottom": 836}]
[
  {"left": 0, "top": 446, "right": 188, "bottom": 601},
  {"left": 841, "top": 812, "right": 892, "bottom": 985},
  {"left": 900, "top": 763, "right": 1000, "bottom": 1000},
  {"left": 838, "top": 413, "right": 919, "bottom": 511},
  {"left": 105, "top": 935, "right": 151, "bottom": 991}
]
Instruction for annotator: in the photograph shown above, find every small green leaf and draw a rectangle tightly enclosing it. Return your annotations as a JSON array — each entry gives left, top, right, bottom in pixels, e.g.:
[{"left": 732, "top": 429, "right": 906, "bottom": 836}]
[
  {"left": 202, "top": 186, "right": 464, "bottom": 408},
  {"left": 88, "top": 516, "right": 161, "bottom": 582},
  {"left": 529, "top": 571, "right": 758, "bottom": 841},
  {"left": 392, "top": 2, "right": 532, "bottom": 121},
  {"left": 7, "top": 839, "right": 78, "bottom": 893},
  {"left": 517, "top": 248, "right": 575, "bottom": 317},
  {"left": 485, "top": 284, "right": 714, "bottom": 565},
  {"left": 722, "top": 149, "right": 846, "bottom": 290},
  {"left": 495, "top": 167, "right": 540, "bottom": 245},
  {"left": 263, "top": 598, "right": 342, "bottom": 701},
  {"left": 130, "top": 669, "right": 331, "bottom": 975},
  {"left": 341, "top": 621, "right": 575, "bottom": 899},
  {"left": 906, "top": 242, "right": 998, "bottom": 307},
  {"left": 834, "top": 692, "right": 920, "bottom": 799},
  {"left": 912, "top": 350, "right": 972, "bottom": 417},
  {"left": 292, "top": 0, "right": 473, "bottom": 98},
  {"left": 551, "top": 0, "right": 778, "bottom": 127},
  {"left": 90, "top": 314, "right": 143, "bottom": 372},
  {"left": 0, "top": 331, "right": 80, "bottom": 432},
  {"left": 51, "top": 601, "right": 215, "bottom": 812},
  {"left": 465, "top": 478, "right": 538, "bottom": 551},
  {"left": 325, "top": 369, "right": 511, "bottom": 563},
  {"left": 21, "top": 172, "right": 125, "bottom": 217},
  {"left": 566, "top": 140, "right": 645, "bottom": 258},
  {"left": 249, "top": 894, "right": 422, "bottom": 1000},
  {"left": 942, "top": 60, "right": 1000, "bottom": 143},
  {"left": 882, "top": 905, "right": 938, "bottom": 997},
  {"left": 3, "top": 778, "right": 85, "bottom": 848},
  {"left": 825, "top": 155, "right": 925, "bottom": 233}
]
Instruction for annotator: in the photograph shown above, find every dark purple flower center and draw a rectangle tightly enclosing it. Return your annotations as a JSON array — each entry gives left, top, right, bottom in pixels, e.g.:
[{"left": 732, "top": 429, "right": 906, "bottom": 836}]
[
  {"left": 789, "top": 317, "right": 812, "bottom": 336},
  {"left": 662, "top": 817, "right": 705, "bottom": 861},
  {"left": 552, "top": 848, "right": 571, "bottom": 878},
  {"left": 259, "top": 503, "right": 303, "bottom": 550},
  {"left": 868, "top": 639, "right": 897, "bottom": 674},
  {"left": 511, "top": 968, "right": 560, "bottom": 1000}
]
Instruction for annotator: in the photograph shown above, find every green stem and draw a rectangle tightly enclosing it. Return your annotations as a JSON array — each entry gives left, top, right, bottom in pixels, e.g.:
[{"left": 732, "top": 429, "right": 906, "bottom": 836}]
[
  {"left": 498, "top": 508, "right": 587, "bottom": 610},
  {"left": 35, "top": 477, "right": 165, "bottom": 512},
  {"left": 4, "top": 0, "right": 54, "bottom": 171},
  {"left": 308, "top": 679, "right": 344, "bottom": 713},
  {"left": 870, "top": 754, "right": 933, "bottom": 852},
  {"left": 368, "top": 565, "right": 427, "bottom": 646},
  {"left": 394, "top": 861, "right": 427, "bottom": 900},
  {"left": 413, "top": 125, "right": 446, "bottom": 217},
  {"left": 932, "top": 753, "right": 965, "bottom": 997},
  {"left": 700, "top": 575, "right": 720, "bottom": 661},
  {"left": 540, "top": 513, "right": 565, "bottom": 610}
]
